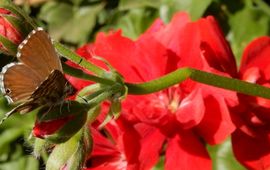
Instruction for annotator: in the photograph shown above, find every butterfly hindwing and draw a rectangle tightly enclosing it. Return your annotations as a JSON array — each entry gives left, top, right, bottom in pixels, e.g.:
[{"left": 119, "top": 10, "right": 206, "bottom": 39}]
[
  {"left": 0, "top": 63, "right": 44, "bottom": 103},
  {"left": 0, "top": 69, "right": 72, "bottom": 124},
  {"left": 31, "top": 69, "right": 69, "bottom": 104}
]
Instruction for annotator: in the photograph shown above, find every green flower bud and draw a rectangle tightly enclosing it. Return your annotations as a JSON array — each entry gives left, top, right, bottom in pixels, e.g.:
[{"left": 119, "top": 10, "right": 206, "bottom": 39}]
[{"left": 33, "top": 101, "right": 88, "bottom": 144}]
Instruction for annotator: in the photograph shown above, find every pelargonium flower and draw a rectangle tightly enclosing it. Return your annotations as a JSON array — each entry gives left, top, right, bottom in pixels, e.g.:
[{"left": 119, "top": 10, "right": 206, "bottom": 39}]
[
  {"left": 0, "top": 8, "right": 22, "bottom": 54},
  {"left": 231, "top": 37, "right": 270, "bottom": 170},
  {"left": 86, "top": 118, "right": 164, "bottom": 170},
  {"left": 70, "top": 12, "right": 238, "bottom": 169}
]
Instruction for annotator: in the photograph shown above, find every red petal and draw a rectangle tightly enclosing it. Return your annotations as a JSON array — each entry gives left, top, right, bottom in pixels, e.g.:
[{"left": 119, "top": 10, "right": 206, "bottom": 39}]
[
  {"left": 33, "top": 116, "right": 73, "bottom": 138},
  {"left": 240, "top": 37, "right": 270, "bottom": 79},
  {"left": 176, "top": 88, "right": 205, "bottom": 129},
  {"left": 197, "top": 16, "right": 237, "bottom": 77},
  {"left": 232, "top": 129, "right": 270, "bottom": 170},
  {"left": 165, "top": 131, "right": 211, "bottom": 170},
  {"left": 135, "top": 123, "right": 165, "bottom": 169},
  {"left": 90, "top": 127, "right": 119, "bottom": 157},
  {"left": 144, "top": 18, "right": 164, "bottom": 34},
  {"left": 196, "top": 95, "right": 236, "bottom": 144}
]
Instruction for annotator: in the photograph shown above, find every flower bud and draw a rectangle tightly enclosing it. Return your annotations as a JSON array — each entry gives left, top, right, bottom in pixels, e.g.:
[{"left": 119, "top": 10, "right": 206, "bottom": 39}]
[
  {"left": 33, "top": 101, "right": 88, "bottom": 143},
  {"left": 46, "top": 128, "right": 92, "bottom": 170},
  {"left": 0, "top": 8, "right": 23, "bottom": 55}
]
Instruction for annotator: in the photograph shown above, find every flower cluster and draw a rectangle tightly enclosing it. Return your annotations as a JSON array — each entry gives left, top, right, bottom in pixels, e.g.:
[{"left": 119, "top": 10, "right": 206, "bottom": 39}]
[
  {"left": 2, "top": 3, "right": 270, "bottom": 169},
  {"left": 231, "top": 37, "right": 270, "bottom": 169},
  {"left": 67, "top": 12, "right": 270, "bottom": 169}
]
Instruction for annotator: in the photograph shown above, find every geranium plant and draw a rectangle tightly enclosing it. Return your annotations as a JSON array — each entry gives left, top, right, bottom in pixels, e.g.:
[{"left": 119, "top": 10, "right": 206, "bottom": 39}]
[{"left": 0, "top": 0, "right": 270, "bottom": 170}]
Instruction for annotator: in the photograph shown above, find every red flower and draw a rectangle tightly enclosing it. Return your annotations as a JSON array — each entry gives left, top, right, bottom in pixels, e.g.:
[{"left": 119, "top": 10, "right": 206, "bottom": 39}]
[
  {"left": 0, "top": 8, "right": 22, "bottom": 54},
  {"left": 86, "top": 117, "right": 165, "bottom": 170},
  {"left": 71, "top": 12, "right": 238, "bottom": 169},
  {"left": 231, "top": 37, "right": 270, "bottom": 170}
]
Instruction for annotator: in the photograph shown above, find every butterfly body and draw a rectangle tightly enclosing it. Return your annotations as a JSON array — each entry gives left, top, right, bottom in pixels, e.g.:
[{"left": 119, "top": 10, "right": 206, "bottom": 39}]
[{"left": 0, "top": 28, "right": 74, "bottom": 121}]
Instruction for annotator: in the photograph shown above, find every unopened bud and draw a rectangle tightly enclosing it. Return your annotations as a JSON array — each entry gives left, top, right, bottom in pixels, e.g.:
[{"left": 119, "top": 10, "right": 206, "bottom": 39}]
[{"left": 33, "top": 101, "right": 88, "bottom": 143}]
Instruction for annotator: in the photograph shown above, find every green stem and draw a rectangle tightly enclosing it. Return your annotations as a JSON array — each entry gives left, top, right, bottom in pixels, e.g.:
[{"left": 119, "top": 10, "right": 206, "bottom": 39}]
[
  {"left": 126, "top": 68, "right": 192, "bottom": 94},
  {"left": 126, "top": 67, "right": 270, "bottom": 99},
  {"left": 54, "top": 42, "right": 106, "bottom": 76},
  {"left": 62, "top": 62, "right": 114, "bottom": 85}
]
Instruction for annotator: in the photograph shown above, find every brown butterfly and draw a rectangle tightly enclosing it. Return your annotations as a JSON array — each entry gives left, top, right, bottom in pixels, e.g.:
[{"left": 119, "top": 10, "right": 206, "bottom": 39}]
[{"left": 0, "top": 27, "right": 74, "bottom": 123}]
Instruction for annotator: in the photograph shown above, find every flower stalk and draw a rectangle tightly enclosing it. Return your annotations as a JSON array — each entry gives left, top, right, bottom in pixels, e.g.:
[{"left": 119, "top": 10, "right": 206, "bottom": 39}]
[
  {"left": 62, "top": 62, "right": 114, "bottom": 85},
  {"left": 54, "top": 42, "right": 107, "bottom": 77},
  {"left": 126, "top": 67, "right": 270, "bottom": 99}
]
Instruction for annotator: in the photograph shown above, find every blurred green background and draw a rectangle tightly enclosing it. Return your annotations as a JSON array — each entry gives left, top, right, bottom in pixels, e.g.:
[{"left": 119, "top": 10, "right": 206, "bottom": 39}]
[{"left": 0, "top": 0, "right": 270, "bottom": 169}]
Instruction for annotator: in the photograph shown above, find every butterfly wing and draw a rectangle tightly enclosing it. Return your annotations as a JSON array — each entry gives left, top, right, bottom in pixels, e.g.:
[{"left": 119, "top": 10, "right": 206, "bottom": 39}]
[
  {"left": 0, "top": 28, "right": 72, "bottom": 125},
  {"left": 31, "top": 69, "right": 70, "bottom": 104},
  {"left": 0, "top": 69, "right": 72, "bottom": 125},
  {"left": 0, "top": 63, "right": 44, "bottom": 104},
  {"left": 17, "top": 28, "right": 62, "bottom": 79}
]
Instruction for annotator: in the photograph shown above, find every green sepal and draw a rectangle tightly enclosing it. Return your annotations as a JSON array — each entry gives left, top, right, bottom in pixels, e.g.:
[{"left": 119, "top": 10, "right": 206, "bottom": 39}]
[
  {"left": 32, "top": 138, "right": 50, "bottom": 161},
  {"left": 36, "top": 101, "right": 88, "bottom": 121},
  {"left": 46, "top": 128, "right": 92, "bottom": 170},
  {"left": 36, "top": 101, "right": 89, "bottom": 143},
  {"left": 0, "top": 34, "right": 18, "bottom": 55},
  {"left": 0, "top": 0, "right": 36, "bottom": 29},
  {"left": 65, "top": 128, "right": 92, "bottom": 170},
  {"left": 87, "top": 105, "right": 101, "bottom": 124},
  {"left": 109, "top": 99, "right": 121, "bottom": 119},
  {"left": 45, "top": 111, "right": 87, "bottom": 144},
  {"left": 3, "top": 14, "right": 32, "bottom": 37}
]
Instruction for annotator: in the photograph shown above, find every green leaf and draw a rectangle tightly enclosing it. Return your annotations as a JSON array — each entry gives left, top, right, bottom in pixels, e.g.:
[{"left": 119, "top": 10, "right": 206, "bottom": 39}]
[
  {"left": 208, "top": 138, "right": 245, "bottom": 170},
  {"left": 25, "top": 156, "right": 40, "bottom": 170},
  {"left": 228, "top": 2, "right": 269, "bottom": 61},
  {"left": 39, "top": 1, "right": 104, "bottom": 45},
  {"left": 114, "top": 8, "right": 158, "bottom": 39},
  {"left": 0, "top": 128, "right": 24, "bottom": 153},
  {"left": 119, "top": 0, "right": 162, "bottom": 9},
  {"left": 153, "top": 156, "right": 164, "bottom": 170},
  {"left": 61, "top": 5, "right": 104, "bottom": 45},
  {"left": 159, "top": 0, "right": 212, "bottom": 22},
  {"left": 0, "top": 155, "right": 39, "bottom": 170},
  {"left": 0, "top": 95, "right": 10, "bottom": 114},
  {"left": 70, "top": 0, "right": 84, "bottom": 6}
]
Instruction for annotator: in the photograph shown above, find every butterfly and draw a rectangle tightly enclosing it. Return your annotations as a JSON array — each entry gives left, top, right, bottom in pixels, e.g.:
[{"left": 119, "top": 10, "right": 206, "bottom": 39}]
[{"left": 0, "top": 27, "right": 74, "bottom": 123}]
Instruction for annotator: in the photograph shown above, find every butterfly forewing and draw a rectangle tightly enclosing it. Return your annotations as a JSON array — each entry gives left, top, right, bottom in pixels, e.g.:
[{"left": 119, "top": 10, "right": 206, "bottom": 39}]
[
  {"left": 17, "top": 28, "right": 62, "bottom": 79},
  {"left": 0, "top": 63, "right": 44, "bottom": 103}
]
